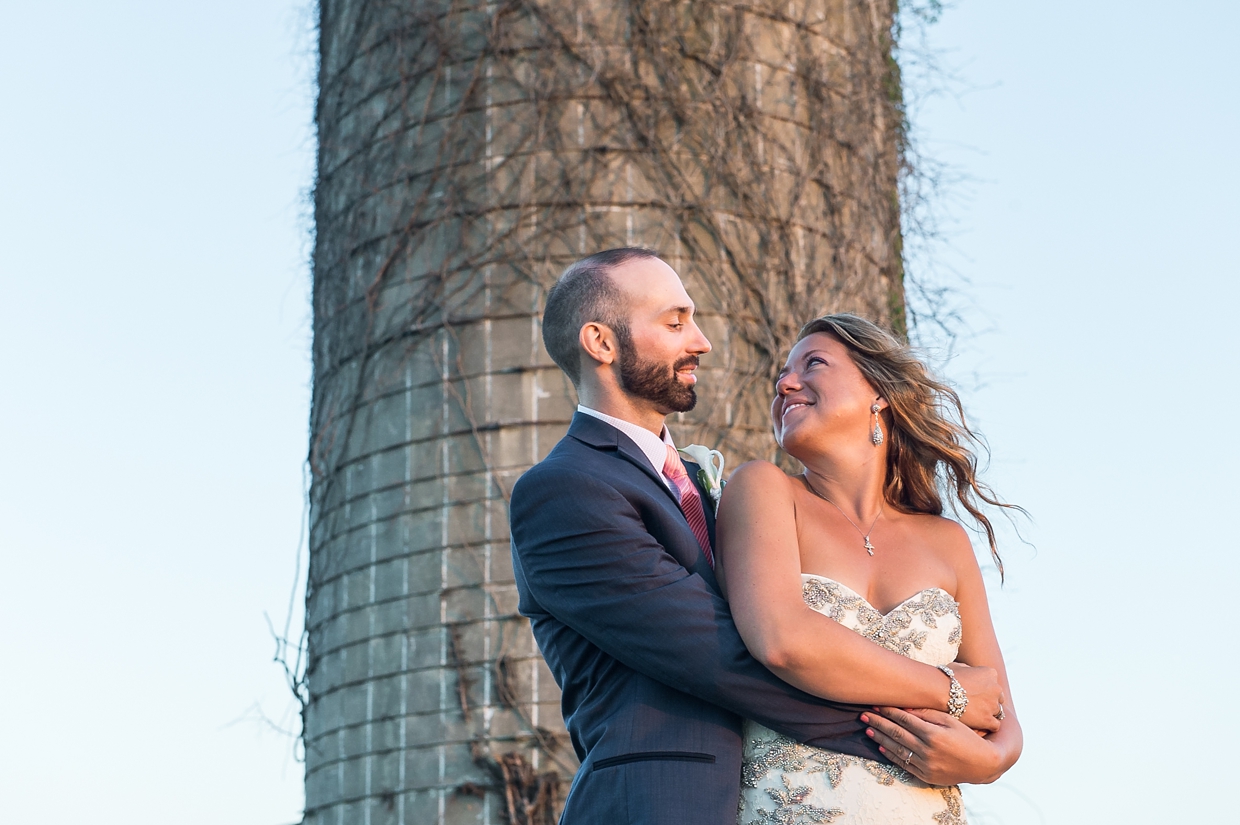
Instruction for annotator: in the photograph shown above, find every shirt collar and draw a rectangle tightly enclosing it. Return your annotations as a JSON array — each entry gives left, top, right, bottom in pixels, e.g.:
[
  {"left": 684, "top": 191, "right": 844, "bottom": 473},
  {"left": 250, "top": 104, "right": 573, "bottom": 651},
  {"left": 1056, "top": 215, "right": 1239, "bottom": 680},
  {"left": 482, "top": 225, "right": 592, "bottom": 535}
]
[{"left": 577, "top": 405, "right": 676, "bottom": 481}]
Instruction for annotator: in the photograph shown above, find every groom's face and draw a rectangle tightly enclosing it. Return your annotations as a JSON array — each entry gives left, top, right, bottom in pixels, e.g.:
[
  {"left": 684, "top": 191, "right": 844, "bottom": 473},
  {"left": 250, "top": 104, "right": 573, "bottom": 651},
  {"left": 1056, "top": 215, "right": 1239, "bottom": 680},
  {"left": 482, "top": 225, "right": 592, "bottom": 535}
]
[{"left": 608, "top": 258, "right": 712, "bottom": 414}]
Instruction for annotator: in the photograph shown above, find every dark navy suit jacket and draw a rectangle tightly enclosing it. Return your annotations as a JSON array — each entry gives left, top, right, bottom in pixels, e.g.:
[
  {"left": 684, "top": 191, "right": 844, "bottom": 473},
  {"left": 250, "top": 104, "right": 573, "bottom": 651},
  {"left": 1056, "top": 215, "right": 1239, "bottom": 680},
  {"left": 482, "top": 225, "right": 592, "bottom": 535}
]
[{"left": 510, "top": 413, "right": 880, "bottom": 824}]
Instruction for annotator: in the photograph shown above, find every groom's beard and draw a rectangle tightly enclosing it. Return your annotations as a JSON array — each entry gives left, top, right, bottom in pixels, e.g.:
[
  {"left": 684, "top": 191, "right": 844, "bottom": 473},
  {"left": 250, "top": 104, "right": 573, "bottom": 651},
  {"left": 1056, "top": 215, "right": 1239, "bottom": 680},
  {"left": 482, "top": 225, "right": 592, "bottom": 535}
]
[{"left": 617, "top": 339, "right": 699, "bottom": 413}]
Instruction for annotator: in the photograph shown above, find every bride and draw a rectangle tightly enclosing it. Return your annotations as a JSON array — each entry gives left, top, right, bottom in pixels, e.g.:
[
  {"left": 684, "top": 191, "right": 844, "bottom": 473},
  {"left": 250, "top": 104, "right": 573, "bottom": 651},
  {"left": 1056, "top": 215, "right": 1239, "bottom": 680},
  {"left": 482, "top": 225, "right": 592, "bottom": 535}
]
[{"left": 715, "top": 315, "right": 1024, "bottom": 825}]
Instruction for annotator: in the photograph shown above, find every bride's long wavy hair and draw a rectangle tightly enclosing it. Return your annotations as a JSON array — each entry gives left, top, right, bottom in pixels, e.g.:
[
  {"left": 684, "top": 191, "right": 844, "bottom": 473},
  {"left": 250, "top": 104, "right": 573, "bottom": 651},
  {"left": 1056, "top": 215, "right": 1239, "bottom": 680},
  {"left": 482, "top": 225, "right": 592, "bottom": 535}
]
[{"left": 796, "top": 314, "right": 1023, "bottom": 575}]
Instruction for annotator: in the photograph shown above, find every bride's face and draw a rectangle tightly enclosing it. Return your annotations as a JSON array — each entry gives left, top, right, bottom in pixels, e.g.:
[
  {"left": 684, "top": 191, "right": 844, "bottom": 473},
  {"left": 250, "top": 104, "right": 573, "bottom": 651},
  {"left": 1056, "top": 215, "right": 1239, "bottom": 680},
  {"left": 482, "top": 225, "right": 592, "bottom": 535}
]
[{"left": 771, "top": 333, "right": 883, "bottom": 456}]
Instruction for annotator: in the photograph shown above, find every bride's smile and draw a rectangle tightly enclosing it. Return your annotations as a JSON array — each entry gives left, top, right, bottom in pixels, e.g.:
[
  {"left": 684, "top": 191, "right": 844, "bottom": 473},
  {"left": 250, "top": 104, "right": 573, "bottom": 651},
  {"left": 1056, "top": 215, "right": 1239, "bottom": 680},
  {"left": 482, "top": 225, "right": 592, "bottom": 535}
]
[{"left": 779, "top": 398, "right": 813, "bottom": 423}]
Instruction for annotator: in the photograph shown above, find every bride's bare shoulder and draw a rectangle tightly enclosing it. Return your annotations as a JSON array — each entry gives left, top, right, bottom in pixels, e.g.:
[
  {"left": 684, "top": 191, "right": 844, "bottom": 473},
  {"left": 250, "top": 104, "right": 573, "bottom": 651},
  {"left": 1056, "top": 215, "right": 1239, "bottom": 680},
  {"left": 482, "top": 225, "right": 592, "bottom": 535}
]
[
  {"left": 723, "top": 460, "right": 798, "bottom": 501},
  {"left": 717, "top": 462, "right": 799, "bottom": 540},
  {"left": 902, "top": 511, "right": 977, "bottom": 566}
]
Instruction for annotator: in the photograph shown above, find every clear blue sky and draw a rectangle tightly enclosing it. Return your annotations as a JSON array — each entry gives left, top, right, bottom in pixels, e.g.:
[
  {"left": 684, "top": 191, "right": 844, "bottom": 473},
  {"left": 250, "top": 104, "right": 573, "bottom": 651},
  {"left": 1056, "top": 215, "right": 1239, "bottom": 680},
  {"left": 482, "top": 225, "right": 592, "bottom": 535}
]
[{"left": 1, "top": 2, "right": 1235, "bottom": 823}]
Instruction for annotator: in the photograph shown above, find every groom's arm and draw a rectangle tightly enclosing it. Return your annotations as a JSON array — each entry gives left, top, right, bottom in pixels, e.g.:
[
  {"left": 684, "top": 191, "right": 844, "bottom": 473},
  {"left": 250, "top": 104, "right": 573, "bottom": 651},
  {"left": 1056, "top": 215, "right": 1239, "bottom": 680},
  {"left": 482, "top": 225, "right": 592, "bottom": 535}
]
[{"left": 511, "top": 465, "right": 876, "bottom": 751}]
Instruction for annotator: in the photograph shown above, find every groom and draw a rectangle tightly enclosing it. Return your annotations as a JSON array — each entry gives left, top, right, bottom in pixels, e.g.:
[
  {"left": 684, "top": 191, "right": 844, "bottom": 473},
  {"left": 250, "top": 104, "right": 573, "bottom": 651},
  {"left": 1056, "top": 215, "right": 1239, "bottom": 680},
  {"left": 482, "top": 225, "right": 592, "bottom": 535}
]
[{"left": 509, "top": 249, "right": 1000, "bottom": 823}]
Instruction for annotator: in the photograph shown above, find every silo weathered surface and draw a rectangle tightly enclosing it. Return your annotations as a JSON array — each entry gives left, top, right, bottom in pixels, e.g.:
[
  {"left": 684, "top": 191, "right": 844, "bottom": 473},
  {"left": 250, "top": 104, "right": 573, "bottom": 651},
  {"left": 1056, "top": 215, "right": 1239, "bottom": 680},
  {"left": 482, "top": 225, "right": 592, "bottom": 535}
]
[{"left": 305, "top": 1, "right": 906, "bottom": 822}]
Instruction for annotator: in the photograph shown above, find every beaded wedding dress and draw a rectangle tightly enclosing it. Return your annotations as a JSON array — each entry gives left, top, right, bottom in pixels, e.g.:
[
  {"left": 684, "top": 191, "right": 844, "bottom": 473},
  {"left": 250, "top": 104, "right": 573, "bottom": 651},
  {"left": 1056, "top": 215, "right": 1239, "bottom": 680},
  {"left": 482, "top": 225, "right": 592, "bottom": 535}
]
[{"left": 738, "top": 574, "right": 967, "bottom": 825}]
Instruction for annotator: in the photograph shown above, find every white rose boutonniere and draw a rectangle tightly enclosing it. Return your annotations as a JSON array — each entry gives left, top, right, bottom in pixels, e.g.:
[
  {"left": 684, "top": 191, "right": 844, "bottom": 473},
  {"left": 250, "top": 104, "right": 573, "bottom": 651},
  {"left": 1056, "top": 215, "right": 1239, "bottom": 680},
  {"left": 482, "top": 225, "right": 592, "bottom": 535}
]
[{"left": 677, "top": 444, "right": 726, "bottom": 513}]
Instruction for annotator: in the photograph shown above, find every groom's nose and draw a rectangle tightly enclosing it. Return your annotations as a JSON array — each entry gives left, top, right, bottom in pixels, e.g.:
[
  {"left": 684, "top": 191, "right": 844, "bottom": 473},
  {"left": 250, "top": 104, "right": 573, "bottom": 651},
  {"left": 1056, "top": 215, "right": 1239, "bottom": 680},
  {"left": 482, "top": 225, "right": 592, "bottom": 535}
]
[{"left": 687, "top": 318, "right": 712, "bottom": 354}]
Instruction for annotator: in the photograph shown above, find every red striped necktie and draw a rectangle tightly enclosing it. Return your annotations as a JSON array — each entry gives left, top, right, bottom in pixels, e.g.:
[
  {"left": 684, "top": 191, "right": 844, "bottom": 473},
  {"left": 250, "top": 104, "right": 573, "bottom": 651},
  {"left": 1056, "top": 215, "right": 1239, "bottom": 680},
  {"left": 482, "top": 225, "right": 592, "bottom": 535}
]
[{"left": 662, "top": 445, "right": 715, "bottom": 569}]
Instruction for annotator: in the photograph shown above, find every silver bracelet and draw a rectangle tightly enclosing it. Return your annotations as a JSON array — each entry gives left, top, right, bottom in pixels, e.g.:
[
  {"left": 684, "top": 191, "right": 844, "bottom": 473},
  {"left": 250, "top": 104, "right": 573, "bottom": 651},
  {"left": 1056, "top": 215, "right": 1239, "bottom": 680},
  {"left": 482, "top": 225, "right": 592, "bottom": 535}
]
[{"left": 937, "top": 664, "right": 968, "bottom": 718}]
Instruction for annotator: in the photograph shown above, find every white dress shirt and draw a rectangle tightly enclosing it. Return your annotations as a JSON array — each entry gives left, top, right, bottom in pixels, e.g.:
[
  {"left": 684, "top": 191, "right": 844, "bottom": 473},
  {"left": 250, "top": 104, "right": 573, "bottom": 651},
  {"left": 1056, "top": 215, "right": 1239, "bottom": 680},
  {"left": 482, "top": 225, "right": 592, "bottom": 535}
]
[{"left": 577, "top": 405, "right": 677, "bottom": 490}]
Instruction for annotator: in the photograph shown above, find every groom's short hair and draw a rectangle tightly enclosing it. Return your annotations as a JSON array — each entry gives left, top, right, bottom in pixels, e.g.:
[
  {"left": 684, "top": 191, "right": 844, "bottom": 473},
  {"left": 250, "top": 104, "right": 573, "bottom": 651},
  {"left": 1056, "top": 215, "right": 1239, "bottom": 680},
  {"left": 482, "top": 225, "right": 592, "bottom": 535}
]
[{"left": 543, "top": 247, "right": 659, "bottom": 385}]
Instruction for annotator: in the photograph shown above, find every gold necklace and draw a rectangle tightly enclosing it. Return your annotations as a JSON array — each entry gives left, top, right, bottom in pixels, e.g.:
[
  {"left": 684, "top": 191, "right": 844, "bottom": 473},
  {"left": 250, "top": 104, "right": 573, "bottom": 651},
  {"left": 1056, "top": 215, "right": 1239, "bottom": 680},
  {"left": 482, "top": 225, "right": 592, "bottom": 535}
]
[{"left": 801, "top": 474, "right": 883, "bottom": 556}]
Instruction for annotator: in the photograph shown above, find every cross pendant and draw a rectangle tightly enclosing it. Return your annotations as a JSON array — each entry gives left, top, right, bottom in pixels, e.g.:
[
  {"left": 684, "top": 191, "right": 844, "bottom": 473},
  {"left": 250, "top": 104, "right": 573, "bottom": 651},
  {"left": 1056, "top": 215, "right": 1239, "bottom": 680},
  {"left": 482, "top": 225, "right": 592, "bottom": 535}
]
[{"left": 864, "top": 538, "right": 875, "bottom": 556}]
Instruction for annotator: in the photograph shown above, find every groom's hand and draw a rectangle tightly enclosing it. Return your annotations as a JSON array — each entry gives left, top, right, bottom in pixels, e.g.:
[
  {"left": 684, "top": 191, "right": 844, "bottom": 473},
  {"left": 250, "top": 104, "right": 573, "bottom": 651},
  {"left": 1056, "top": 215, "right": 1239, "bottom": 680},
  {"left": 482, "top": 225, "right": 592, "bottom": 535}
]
[{"left": 948, "top": 662, "right": 1004, "bottom": 733}]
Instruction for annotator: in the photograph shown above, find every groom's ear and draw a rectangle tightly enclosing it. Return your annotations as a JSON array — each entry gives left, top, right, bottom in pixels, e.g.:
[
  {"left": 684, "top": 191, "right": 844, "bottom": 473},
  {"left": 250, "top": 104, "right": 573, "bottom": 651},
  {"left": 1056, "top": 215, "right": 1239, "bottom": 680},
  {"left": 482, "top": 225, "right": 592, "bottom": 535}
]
[{"left": 580, "top": 322, "right": 618, "bottom": 366}]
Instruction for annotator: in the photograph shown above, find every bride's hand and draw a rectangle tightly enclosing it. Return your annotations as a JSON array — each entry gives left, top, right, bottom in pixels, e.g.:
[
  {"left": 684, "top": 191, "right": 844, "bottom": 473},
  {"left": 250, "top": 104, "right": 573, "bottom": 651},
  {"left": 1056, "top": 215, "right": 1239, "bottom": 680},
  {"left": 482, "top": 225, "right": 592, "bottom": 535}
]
[
  {"left": 947, "top": 662, "right": 1005, "bottom": 733},
  {"left": 861, "top": 707, "right": 1005, "bottom": 786}
]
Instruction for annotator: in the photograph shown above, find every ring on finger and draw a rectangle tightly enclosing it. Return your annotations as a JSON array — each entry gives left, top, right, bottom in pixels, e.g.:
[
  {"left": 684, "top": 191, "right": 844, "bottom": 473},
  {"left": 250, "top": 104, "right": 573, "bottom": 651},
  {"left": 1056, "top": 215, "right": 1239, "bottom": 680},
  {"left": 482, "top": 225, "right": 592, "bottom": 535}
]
[
  {"left": 995, "top": 704, "right": 1006, "bottom": 721},
  {"left": 904, "top": 749, "right": 914, "bottom": 765}
]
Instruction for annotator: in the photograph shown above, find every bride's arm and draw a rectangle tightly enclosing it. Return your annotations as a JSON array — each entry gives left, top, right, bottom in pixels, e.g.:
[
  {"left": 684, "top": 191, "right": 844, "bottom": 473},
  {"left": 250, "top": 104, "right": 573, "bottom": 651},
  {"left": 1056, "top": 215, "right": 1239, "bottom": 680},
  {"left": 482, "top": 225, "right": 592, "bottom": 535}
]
[
  {"left": 717, "top": 461, "right": 1002, "bottom": 730},
  {"left": 863, "top": 522, "right": 1023, "bottom": 784}
]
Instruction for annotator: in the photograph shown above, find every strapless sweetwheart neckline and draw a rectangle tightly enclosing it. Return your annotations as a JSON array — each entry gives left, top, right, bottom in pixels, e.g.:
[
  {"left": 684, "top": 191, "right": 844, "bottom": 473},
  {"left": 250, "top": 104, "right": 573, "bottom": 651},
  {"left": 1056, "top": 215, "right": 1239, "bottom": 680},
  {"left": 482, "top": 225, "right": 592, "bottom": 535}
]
[
  {"left": 737, "top": 573, "right": 968, "bottom": 825},
  {"left": 800, "top": 573, "right": 953, "bottom": 617}
]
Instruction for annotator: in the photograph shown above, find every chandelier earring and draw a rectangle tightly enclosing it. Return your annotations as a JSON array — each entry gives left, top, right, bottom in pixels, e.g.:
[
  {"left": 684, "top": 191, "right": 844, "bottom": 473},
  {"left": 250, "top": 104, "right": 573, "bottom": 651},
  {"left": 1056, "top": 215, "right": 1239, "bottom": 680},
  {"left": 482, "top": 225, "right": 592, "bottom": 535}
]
[{"left": 870, "top": 403, "right": 884, "bottom": 446}]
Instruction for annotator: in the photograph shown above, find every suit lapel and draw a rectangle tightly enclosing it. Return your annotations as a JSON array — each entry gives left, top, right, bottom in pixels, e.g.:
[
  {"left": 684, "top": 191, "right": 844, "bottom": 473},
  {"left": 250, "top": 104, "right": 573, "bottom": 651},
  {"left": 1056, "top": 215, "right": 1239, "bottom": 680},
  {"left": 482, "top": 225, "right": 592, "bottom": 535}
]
[
  {"left": 566, "top": 412, "right": 679, "bottom": 506},
  {"left": 681, "top": 459, "right": 720, "bottom": 592},
  {"left": 683, "top": 459, "right": 718, "bottom": 542},
  {"left": 567, "top": 413, "right": 721, "bottom": 591}
]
